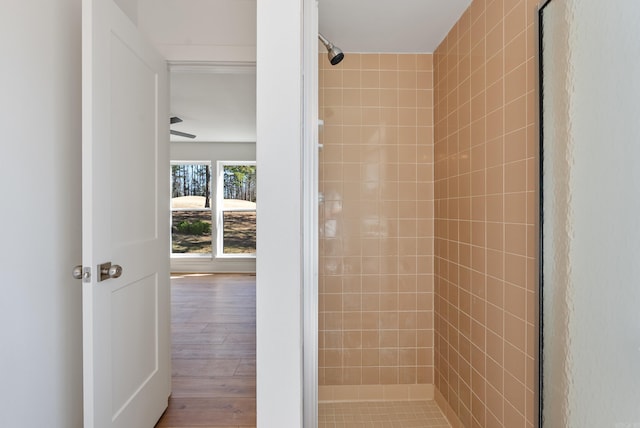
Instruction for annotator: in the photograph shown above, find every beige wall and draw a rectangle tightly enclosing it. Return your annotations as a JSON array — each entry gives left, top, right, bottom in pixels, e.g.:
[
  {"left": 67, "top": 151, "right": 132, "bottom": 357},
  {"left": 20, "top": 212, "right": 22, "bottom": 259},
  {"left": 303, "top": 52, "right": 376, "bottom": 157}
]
[
  {"left": 318, "top": 54, "right": 435, "bottom": 388},
  {"left": 433, "top": 0, "right": 538, "bottom": 427}
]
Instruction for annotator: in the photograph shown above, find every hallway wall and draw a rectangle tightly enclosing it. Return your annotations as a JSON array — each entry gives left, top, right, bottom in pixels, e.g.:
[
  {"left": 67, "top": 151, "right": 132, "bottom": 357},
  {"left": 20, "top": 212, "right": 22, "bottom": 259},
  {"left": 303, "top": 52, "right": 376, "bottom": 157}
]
[
  {"left": 1, "top": 0, "right": 83, "bottom": 426},
  {"left": 318, "top": 53, "right": 435, "bottom": 393},
  {"left": 432, "top": 0, "right": 538, "bottom": 426}
]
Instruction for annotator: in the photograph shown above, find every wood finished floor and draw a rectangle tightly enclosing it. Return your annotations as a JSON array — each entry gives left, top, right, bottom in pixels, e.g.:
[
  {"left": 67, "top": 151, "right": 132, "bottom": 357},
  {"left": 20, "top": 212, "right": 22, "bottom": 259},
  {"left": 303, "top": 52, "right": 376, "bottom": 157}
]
[{"left": 155, "top": 273, "right": 256, "bottom": 428}]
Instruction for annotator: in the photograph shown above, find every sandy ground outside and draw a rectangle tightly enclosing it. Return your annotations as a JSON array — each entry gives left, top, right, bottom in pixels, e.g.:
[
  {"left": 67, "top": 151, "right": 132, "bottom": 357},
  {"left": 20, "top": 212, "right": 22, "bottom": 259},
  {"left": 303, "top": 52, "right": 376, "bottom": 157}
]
[{"left": 171, "top": 195, "right": 256, "bottom": 210}]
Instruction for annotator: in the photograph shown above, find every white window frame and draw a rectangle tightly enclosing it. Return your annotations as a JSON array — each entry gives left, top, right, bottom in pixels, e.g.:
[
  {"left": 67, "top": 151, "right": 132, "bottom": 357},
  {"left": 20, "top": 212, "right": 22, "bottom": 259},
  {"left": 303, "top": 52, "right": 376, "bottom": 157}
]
[
  {"left": 170, "top": 160, "right": 213, "bottom": 258},
  {"left": 216, "top": 160, "right": 257, "bottom": 258}
]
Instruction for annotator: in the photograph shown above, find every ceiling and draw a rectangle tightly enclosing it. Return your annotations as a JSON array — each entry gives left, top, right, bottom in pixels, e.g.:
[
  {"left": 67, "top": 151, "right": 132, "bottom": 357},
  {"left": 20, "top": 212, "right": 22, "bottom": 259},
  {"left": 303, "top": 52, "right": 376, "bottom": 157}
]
[
  {"left": 139, "top": 0, "right": 472, "bottom": 61},
  {"left": 138, "top": 0, "right": 257, "bottom": 63},
  {"left": 154, "top": 0, "right": 471, "bottom": 143},
  {"left": 319, "top": 0, "right": 471, "bottom": 53},
  {"left": 170, "top": 68, "right": 256, "bottom": 143}
]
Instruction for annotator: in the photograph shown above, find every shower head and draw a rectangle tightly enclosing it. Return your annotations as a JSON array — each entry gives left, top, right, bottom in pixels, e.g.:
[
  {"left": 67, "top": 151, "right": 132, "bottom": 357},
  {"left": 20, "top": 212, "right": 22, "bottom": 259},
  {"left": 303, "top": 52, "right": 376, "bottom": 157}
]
[{"left": 318, "top": 33, "right": 344, "bottom": 66}]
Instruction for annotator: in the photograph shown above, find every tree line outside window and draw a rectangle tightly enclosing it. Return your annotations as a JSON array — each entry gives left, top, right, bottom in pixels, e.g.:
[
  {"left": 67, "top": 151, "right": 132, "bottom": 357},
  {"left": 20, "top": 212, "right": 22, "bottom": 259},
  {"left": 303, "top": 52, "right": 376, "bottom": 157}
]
[
  {"left": 222, "top": 165, "right": 256, "bottom": 203},
  {"left": 171, "top": 163, "right": 211, "bottom": 208},
  {"left": 171, "top": 163, "right": 257, "bottom": 203}
]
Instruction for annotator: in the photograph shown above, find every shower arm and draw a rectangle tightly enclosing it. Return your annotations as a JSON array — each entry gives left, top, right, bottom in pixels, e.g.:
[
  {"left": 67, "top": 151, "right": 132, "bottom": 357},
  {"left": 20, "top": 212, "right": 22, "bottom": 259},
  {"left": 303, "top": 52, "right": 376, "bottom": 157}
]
[{"left": 318, "top": 33, "right": 333, "bottom": 50}]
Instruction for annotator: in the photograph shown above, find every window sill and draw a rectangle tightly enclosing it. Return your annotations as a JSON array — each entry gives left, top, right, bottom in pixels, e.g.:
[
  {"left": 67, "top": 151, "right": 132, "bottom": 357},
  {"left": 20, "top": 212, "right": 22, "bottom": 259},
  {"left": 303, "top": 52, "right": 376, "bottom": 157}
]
[
  {"left": 215, "top": 254, "right": 257, "bottom": 260},
  {"left": 170, "top": 253, "right": 256, "bottom": 261},
  {"left": 171, "top": 253, "right": 213, "bottom": 259}
]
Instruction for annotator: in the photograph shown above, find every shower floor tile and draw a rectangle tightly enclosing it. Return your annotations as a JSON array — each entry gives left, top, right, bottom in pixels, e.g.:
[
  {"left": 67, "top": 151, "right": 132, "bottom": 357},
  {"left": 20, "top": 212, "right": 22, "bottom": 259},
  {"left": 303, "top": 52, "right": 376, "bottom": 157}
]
[{"left": 318, "top": 401, "right": 451, "bottom": 428}]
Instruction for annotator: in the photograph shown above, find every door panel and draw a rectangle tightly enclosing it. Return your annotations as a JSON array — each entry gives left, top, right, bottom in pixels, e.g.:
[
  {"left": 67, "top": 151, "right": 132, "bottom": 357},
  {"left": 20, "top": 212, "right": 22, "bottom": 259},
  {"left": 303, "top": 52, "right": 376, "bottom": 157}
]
[
  {"left": 110, "top": 32, "right": 157, "bottom": 245},
  {"left": 82, "top": 0, "right": 170, "bottom": 427},
  {"left": 111, "top": 275, "right": 158, "bottom": 417}
]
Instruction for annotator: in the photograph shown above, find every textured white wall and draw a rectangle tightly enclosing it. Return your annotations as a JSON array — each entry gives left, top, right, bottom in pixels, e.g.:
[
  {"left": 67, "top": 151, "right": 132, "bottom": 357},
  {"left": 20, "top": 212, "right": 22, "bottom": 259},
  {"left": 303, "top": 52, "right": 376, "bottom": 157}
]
[
  {"left": 0, "top": 0, "right": 83, "bottom": 426},
  {"left": 542, "top": 1, "right": 640, "bottom": 426}
]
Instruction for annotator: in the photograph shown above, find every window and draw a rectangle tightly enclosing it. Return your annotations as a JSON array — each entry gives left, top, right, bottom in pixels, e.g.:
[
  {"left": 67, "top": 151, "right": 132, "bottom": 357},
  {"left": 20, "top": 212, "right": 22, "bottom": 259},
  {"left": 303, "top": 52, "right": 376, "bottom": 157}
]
[
  {"left": 217, "top": 162, "right": 256, "bottom": 256},
  {"left": 171, "top": 162, "right": 212, "bottom": 256}
]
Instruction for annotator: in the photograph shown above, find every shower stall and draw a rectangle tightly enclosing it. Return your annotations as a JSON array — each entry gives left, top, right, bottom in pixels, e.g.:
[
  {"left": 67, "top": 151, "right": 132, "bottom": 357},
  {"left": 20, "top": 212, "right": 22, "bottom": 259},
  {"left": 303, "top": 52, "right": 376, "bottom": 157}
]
[{"left": 312, "top": 0, "right": 539, "bottom": 426}]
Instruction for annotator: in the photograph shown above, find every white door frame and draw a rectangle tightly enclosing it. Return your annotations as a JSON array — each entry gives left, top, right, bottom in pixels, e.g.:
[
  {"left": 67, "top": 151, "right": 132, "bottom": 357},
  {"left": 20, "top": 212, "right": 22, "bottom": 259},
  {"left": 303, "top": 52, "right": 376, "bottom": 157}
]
[
  {"left": 255, "top": 0, "right": 317, "bottom": 425},
  {"left": 302, "top": 0, "right": 319, "bottom": 426}
]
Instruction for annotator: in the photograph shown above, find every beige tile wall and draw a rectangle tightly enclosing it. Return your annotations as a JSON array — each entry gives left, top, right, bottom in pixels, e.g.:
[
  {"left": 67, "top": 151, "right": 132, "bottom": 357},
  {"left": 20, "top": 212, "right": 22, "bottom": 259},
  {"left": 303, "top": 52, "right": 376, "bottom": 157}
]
[
  {"left": 318, "top": 53, "right": 435, "bottom": 387},
  {"left": 433, "top": 0, "right": 538, "bottom": 427}
]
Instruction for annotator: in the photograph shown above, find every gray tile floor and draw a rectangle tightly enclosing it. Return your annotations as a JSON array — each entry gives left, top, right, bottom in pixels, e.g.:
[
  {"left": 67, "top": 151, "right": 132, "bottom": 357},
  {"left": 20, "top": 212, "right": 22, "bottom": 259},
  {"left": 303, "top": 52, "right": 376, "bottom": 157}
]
[{"left": 318, "top": 401, "right": 451, "bottom": 428}]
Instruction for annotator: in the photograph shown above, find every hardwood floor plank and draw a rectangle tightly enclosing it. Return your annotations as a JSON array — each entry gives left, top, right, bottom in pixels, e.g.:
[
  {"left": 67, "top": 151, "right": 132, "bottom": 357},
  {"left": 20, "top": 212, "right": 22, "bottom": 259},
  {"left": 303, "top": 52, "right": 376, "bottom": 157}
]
[
  {"left": 155, "top": 274, "right": 256, "bottom": 428},
  {"left": 171, "top": 323, "right": 210, "bottom": 334},
  {"left": 234, "top": 360, "right": 256, "bottom": 377},
  {"left": 155, "top": 397, "right": 256, "bottom": 427},
  {"left": 172, "top": 333, "right": 228, "bottom": 345},
  {"left": 172, "top": 359, "right": 241, "bottom": 377},
  {"left": 223, "top": 334, "right": 256, "bottom": 345},
  {"left": 187, "top": 313, "right": 256, "bottom": 324},
  {"left": 172, "top": 344, "right": 256, "bottom": 359},
  {"left": 201, "top": 324, "right": 256, "bottom": 335},
  {"left": 170, "top": 377, "right": 256, "bottom": 398}
]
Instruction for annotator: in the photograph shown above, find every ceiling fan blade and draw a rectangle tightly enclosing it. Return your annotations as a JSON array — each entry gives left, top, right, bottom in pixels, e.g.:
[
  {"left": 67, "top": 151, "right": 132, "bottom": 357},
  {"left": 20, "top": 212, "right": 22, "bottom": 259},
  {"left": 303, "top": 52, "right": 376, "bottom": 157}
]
[
  {"left": 170, "top": 129, "right": 197, "bottom": 139},
  {"left": 170, "top": 116, "right": 183, "bottom": 124}
]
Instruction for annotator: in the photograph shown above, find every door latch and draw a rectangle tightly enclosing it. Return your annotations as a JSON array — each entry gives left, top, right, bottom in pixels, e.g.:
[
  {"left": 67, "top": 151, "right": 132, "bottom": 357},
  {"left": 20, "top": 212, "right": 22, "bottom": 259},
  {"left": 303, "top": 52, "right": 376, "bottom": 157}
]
[{"left": 72, "top": 265, "right": 91, "bottom": 282}]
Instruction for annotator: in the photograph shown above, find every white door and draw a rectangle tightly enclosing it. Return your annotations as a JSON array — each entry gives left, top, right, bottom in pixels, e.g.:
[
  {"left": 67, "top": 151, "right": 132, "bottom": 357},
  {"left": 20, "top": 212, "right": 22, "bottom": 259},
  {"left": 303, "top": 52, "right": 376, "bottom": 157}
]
[{"left": 82, "top": 0, "right": 170, "bottom": 427}]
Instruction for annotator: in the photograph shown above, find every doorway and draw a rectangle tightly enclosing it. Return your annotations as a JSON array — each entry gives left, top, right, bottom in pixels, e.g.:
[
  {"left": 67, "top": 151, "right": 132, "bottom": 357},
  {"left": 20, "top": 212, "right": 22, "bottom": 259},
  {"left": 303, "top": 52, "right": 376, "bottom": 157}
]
[
  {"left": 135, "top": 0, "right": 313, "bottom": 424},
  {"left": 157, "top": 66, "right": 258, "bottom": 426},
  {"left": 168, "top": 66, "right": 257, "bottom": 274}
]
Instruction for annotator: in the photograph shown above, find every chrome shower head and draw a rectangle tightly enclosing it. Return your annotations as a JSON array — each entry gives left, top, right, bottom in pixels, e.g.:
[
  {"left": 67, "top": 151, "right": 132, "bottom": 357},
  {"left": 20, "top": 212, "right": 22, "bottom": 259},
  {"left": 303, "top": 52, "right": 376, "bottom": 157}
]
[{"left": 318, "top": 33, "right": 344, "bottom": 66}]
